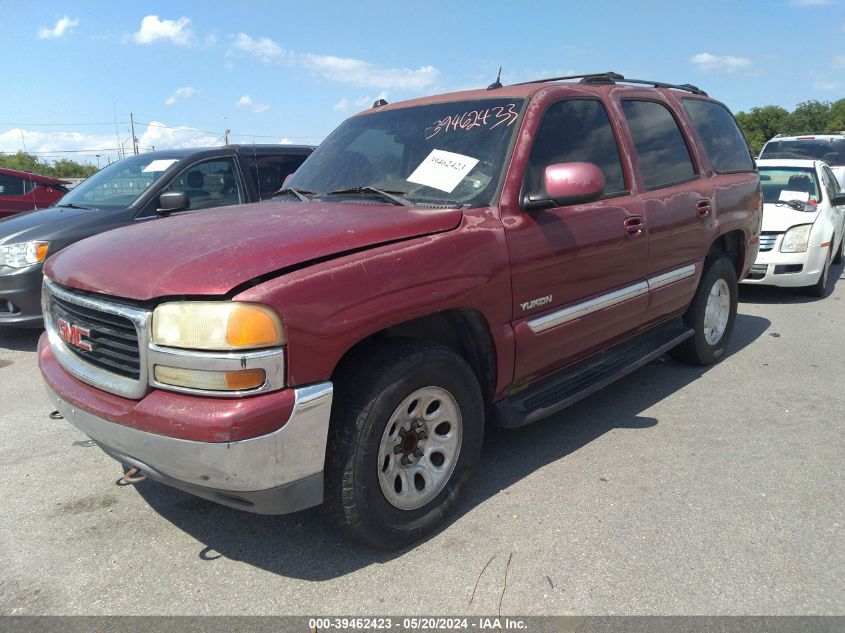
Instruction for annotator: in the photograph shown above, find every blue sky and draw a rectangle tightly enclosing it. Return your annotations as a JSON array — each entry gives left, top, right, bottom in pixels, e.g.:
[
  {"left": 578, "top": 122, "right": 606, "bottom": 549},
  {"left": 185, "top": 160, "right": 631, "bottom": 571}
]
[{"left": 2, "top": 0, "right": 844, "bottom": 165}]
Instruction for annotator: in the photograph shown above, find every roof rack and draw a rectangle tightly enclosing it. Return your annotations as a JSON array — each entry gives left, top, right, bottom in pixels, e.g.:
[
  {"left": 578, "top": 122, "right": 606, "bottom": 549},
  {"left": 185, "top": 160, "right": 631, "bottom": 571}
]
[{"left": 509, "top": 72, "right": 707, "bottom": 96}]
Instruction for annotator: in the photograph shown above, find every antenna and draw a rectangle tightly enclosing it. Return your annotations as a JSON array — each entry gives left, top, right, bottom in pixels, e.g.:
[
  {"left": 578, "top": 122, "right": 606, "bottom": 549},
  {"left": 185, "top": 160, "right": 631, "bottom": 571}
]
[{"left": 487, "top": 67, "right": 503, "bottom": 90}]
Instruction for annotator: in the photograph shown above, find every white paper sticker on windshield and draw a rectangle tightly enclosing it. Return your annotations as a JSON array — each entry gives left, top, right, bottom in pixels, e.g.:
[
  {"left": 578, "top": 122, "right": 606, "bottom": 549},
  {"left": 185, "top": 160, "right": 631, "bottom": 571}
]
[
  {"left": 407, "top": 149, "right": 480, "bottom": 193},
  {"left": 778, "top": 189, "right": 810, "bottom": 203},
  {"left": 142, "top": 159, "right": 179, "bottom": 173}
]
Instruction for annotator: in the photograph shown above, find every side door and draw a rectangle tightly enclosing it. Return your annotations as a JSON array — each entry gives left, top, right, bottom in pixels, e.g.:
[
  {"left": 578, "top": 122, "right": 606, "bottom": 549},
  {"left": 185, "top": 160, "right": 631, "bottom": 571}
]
[
  {"left": 0, "top": 173, "right": 34, "bottom": 217},
  {"left": 505, "top": 97, "right": 649, "bottom": 384},
  {"left": 619, "top": 98, "right": 709, "bottom": 324},
  {"left": 157, "top": 156, "right": 246, "bottom": 212},
  {"left": 821, "top": 164, "right": 845, "bottom": 234}
]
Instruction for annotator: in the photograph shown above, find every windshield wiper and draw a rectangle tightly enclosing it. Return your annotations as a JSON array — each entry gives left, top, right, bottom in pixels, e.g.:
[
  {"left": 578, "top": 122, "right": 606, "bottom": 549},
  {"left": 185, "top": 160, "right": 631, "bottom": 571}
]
[
  {"left": 326, "top": 187, "right": 414, "bottom": 207},
  {"left": 274, "top": 187, "right": 313, "bottom": 202},
  {"left": 57, "top": 202, "right": 94, "bottom": 210}
]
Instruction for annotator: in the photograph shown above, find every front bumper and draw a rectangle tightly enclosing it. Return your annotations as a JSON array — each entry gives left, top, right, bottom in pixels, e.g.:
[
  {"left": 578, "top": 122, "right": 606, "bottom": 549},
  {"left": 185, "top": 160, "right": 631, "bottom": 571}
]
[
  {"left": 41, "top": 337, "right": 334, "bottom": 515},
  {"left": 0, "top": 263, "right": 44, "bottom": 327},
  {"left": 741, "top": 241, "right": 828, "bottom": 288}
]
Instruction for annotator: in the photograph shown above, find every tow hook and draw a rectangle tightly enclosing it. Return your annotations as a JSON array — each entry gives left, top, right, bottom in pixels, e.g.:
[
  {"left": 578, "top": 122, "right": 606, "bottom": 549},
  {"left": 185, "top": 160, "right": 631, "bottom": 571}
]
[{"left": 120, "top": 467, "right": 147, "bottom": 485}]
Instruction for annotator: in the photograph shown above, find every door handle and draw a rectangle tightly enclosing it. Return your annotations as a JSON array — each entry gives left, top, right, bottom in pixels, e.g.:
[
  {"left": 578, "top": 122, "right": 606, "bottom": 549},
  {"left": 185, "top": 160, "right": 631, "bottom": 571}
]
[
  {"left": 624, "top": 216, "right": 645, "bottom": 238},
  {"left": 696, "top": 199, "right": 712, "bottom": 218}
]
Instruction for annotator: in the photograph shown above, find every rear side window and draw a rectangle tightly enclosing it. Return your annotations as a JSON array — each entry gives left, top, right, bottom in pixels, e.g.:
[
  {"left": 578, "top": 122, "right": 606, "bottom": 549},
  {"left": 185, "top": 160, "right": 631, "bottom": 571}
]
[
  {"left": 0, "top": 174, "right": 25, "bottom": 196},
  {"left": 622, "top": 100, "right": 696, "bottom": 190},
  {"left": 528, "top": 98, "right": 626, "bottom": 197},
  {"left": 683, "top": 99, "right": 754, "bottom": 173},
  {"left": 253, "top": 154, "right": 309, "bottom": 199}
]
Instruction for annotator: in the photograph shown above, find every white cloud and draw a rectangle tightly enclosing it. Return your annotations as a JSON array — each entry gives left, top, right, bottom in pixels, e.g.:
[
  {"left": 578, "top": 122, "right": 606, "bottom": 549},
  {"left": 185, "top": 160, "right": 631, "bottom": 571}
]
[
  {"left": 132, "top": 15, "right": 194, "bottom": 45},
  {"left": 279, "top": 138, "right": 294, "bottom": 145},
  {"left": 231, "top": 33, "right": 286, "bottom": 63},
  {"left": 235, "top": 95, "right": 271, "bottom": 113},
  {"left": 833, "top": 55, "right": 845, "bottom": 68},
  {"left": 301, "top": 53, "right": 438, "bottom": 90},
  {"left": 38, "top": 16, "right": 79, "bottom": 39},
  {"left": 205, "top": 33, "right": 218, "bottom": 47},
  {"left": 335, "top": 92, "right": 389, "bottom": 113},
  {"left": 229, "top": 33, "right": 438, "bottom": 91},
  {"left": 789, "top": 0, "right": 831, "bottom": 5},
  {"left": 0, "top": 128, "right": 113, "bottom": 156},
  {"left": 333, "top": 98, "right": 350, "bottom": 112},
  {"left": 690, "top": 52, "right": 752, "bottom": 72},
  {"left": 138, "top": 122, "right": 220, "bottom": 149},
  {"left": 165, "top": 86, "right": 199, "bottom": 106}
]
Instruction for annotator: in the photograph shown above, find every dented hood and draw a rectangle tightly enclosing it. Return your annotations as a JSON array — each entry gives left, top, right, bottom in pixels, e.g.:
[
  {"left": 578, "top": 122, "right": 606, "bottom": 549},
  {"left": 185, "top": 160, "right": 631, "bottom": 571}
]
[{"left": 45, "top": 200, "right": 463, "bottom": 300}]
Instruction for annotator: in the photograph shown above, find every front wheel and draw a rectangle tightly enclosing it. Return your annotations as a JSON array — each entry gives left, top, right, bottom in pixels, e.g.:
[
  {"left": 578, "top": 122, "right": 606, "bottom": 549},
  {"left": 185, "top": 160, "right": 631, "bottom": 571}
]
[
  {"left": 324, "top": 341, "right": 484, "bottom": 549},
  {"left": 803, "top": 246, "right": 831, "bottom": 298},
  {"left": 670, "top": 257, "right": 738, "bottom": 365}
]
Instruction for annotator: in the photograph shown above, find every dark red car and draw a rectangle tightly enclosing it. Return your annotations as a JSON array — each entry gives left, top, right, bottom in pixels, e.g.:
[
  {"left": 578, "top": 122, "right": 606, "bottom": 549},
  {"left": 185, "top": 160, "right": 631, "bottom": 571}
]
[
  {"left": 39, "top": 73, "right": 762, "bottom": 548},
  {"left": 0, "top": 168, "right": 70, "bottom": 218}
]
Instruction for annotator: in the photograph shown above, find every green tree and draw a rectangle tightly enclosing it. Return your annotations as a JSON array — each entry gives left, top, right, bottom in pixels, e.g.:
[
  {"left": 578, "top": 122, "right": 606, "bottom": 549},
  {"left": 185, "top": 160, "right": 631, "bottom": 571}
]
[
  {"left": 826, "top": 99, "right": 845, "bottom": 133},
  {"left": 787, "top": 100, "right": 831, "bottom": 135},
  {"left": 0, "top": 151, "right": 98, "bottom": 178},
  {"left": 734, "top": 105, "right": 791, "bottom": 155}
]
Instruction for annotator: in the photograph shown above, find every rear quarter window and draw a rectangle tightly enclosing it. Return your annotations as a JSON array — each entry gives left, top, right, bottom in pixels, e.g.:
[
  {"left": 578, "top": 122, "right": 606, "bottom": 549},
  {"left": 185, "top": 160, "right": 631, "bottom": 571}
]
[{"left": 683, "top": 99, "right": 754, "bottom": 173}]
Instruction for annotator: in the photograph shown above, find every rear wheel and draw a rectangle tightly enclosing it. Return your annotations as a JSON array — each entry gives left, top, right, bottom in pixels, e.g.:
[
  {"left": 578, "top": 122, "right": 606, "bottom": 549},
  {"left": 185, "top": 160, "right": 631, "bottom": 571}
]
[
  {"left": 324, "top": 341, "right": 484, "bottom": 549},
  {"left": 670, "top": 257, "right": 738, "bottom": 365}
]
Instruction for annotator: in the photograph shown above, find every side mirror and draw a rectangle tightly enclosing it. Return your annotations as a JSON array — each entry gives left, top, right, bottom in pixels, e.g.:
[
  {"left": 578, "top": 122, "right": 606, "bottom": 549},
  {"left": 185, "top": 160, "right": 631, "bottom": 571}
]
[
  {"left": 157, "top": 191, "right": 189, "bottom": 215},
  {"left": 523, "top": 162, "right": 605, "bottom": 211},
  {"left": 831, "top": 192, "right": 845, "bottom": 207}
]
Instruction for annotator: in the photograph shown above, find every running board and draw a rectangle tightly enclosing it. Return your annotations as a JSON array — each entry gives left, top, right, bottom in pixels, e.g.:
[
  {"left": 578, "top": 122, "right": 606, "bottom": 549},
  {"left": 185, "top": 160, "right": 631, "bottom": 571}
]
[{"left": 493, "top": 319, "right": 693, "bottom": 428}]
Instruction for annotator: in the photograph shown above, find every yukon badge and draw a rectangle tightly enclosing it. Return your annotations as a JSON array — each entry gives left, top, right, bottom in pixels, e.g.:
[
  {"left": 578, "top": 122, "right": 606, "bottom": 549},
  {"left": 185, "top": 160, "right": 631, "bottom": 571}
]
[{"left": 520, "top": 295, "right": 552, "bottom": 311}]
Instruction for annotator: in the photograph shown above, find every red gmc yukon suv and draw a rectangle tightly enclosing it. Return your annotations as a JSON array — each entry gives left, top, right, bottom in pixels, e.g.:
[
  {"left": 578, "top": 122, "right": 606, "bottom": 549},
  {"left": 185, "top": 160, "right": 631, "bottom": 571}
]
[{"left": 38, "top": 73, "right": 761, "bottom": 548}]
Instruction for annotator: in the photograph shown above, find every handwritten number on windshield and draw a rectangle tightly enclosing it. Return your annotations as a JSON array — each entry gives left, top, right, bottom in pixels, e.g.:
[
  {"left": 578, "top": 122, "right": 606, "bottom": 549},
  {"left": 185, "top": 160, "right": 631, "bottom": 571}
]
[{"left": 425, "top": 103, "right": 519, "bottom": 140}]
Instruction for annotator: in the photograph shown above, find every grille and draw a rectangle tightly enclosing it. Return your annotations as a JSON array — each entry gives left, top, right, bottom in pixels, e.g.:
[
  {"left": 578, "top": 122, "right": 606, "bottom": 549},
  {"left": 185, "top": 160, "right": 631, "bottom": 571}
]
[
  {"left": 50, "top": 293, "right": 141, "bottom": 379},
  {"left": 759, "top": 233, "right": 780, "bottom": 252}
]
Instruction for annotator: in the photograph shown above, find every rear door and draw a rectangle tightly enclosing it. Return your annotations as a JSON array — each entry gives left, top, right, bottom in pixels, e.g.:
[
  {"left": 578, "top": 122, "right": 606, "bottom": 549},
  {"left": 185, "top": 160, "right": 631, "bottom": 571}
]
[
  {"left": 505, "top": 96, "right": 648, "bottom": 383},
  {"left": 619, "top": 97, "right": 709, "bottom": 324}
]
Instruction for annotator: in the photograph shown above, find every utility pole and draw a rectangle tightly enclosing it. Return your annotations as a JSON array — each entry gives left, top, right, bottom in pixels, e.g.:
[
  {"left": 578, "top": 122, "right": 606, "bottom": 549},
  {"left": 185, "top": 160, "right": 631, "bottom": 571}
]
[
  {"left": 130, "top": 113, "right": 139, "bottom": 155},
  {"left": 224, "top": 128, "right": 230, "bottom": 145}
]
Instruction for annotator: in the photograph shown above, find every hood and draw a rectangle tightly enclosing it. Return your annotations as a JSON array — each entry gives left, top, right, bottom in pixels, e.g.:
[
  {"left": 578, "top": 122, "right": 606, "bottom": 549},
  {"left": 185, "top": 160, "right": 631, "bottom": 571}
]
[
  {"left": 761, "top": 202, "right": 821, "bottom": 233},
  {"left": 45, "top": 200, "right": 463, "bottom": 300},
  {"left": 0, "top": 205, "right": 134, "bottom": 246}
]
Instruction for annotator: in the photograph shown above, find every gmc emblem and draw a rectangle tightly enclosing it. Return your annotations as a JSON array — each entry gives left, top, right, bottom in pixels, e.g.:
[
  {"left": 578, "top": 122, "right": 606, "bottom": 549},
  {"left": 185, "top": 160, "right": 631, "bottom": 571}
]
[{"left": 56, "top": 318, "right": 93, "bottom": 352}]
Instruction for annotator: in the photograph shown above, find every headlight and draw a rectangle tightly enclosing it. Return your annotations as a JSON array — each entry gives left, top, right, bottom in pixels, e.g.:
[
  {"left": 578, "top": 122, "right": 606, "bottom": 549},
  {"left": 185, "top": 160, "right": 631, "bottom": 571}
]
[
  {"left": 0, "top": 241, "right": 49, "bottom": 268},
  {"left": 152, "top": 302, "right": 285, "bottom": 350},
  {"left": 780, "top": 224, "right": 812, "bottom": 253}
]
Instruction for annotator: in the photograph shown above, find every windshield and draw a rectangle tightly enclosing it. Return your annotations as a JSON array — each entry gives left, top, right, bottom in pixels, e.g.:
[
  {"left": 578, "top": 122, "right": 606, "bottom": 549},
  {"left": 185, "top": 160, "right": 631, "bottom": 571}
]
[
  {"left": 58, "top": 154, "right": 184, "bottom": 210},
  {"left": 759, "top": 167, "right": 821, "bottom": 204},
  {"left": 760, "top": 138, "right": 845, "bottom": 166},
  {"left": 286, "top": 98, "right": 525, "bottom": 207}
]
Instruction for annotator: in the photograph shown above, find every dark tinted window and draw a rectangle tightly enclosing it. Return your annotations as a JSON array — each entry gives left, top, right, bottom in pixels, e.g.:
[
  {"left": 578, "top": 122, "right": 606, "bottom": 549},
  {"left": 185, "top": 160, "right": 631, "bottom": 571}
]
[
  {"left": 528, "top": 99, "right": 626, "bottom": 196},
  {"left": 622, "top": 100, "right": 696, "bottom": 190},
  {"left": 683, "top": 99, "right": 754, "bottom": 173},
  {"left": 253, "top": 154, "right": 309, "bottom": 199},
  {"left": 0, "top": 174, "right": 25, "bottom": 196},
  {"left": 760, "top": 138, "right": 845, "bottom": 166}
]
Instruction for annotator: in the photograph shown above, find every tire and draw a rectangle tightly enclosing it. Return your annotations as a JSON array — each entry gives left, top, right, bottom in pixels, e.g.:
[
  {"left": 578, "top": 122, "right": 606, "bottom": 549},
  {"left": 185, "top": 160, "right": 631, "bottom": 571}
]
[
  {"left": 832, "top": 234, "right": 843, "bottom": 265},
  {"left": 324, "top": 340, "right": 484, "bottom": 549},
  {"left": 803, "top": 246, "right": 831, "bottom": 298},
  {"left": 669, "top": 257, "right": 738, "bottom": 365}
]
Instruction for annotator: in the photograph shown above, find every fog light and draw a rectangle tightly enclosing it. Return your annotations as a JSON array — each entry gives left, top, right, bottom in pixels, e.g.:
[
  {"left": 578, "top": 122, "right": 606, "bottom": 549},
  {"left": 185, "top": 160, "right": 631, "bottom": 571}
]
[{"left": 154, "top": 366, "right": 266, "bottom": 391}]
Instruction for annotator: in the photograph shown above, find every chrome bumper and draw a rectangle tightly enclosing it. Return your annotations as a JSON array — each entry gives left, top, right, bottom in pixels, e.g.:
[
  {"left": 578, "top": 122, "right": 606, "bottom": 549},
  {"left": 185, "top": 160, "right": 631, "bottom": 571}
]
[{"left": 46, "top": 381, "right": 333, "bottom": 515}]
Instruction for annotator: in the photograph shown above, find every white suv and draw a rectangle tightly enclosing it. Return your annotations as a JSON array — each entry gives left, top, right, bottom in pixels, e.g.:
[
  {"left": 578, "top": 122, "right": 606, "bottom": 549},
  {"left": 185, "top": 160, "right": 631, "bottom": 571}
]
[
  {"left": 743, "top": 159, "right": 845, "bottom": 296},
  {"left": 759, "top": 134, "right": 845, "bottom": 189}
]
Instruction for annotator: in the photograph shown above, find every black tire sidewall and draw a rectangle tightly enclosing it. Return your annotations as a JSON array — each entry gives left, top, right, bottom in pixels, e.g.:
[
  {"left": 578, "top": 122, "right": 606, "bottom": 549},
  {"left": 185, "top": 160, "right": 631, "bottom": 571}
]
[
  {"left": 338, "top": 344, "right": 484, "bottom": 546},
  {"left": 684, "top": 258, "right": 738, "bottom": 364}
]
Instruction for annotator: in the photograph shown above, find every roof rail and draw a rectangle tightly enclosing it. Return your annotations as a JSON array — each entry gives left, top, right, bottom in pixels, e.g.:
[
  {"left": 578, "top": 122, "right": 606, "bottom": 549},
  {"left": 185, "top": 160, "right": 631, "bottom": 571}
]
[{"left": 510, "top": 72, "right": 708, "bottom": 96}]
